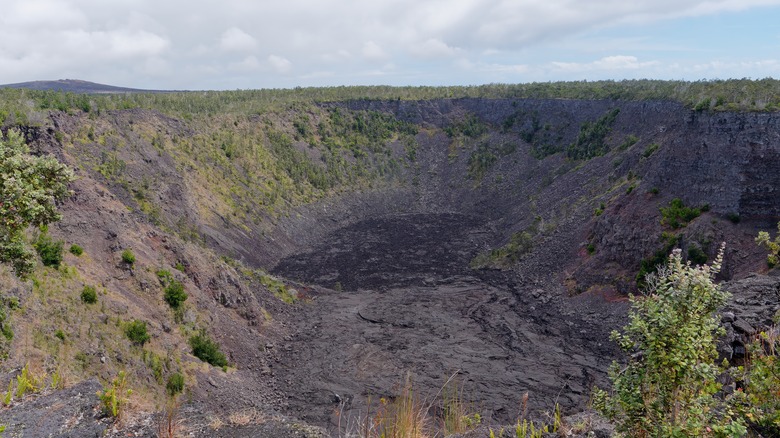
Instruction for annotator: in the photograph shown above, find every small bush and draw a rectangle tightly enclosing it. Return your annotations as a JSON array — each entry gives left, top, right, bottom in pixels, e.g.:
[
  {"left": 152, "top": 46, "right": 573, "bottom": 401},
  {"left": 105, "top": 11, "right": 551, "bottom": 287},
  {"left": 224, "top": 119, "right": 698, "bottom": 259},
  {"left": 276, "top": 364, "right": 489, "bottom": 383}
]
[
  {"left": 164, "top": 281, "right": 187, "bottom": 309},
  {"left": 726, "top": 212, "right": 741, "bottom": 224},
  {"left": 636, "top": 232, "right": 680, "bottom": 288},
  {"left": 189, "top": 331, "right": 228, "bottom": 368},
  {"left": 166, "top": 373, "right": 185, "bottom": 396},
  {"left": 660, "top": 198, "right": 702, "bottom": 229},
  {"left": 98, "top": 371, "right": 131, "bottom": 419},
  {"left": 55, "top": 329, "right": 66, "bottom": 341},
  {"left": 81, "top": 285, "right": 97, "bottom": 304},
  {"left": 586, "top": 243, "right": 596, "bottom": 255},
  {"left": 756, "top": 222, "right": 780, "bottom": 267},
  {"left": 121, "top": 249, "right": 136, "bottom": 265},
  {"left": 687, "top": 245, "right": 708, "bottom": 265},
  {"left": 69, "top": 244, "right": 83, "bottom": 256},
  {"left": 642, "top": 143, "right": 660, "bottom": 158},
  {"left": 34, "top": 233, "right": 64, "bottom": 268},
  {"left": 125, "top": 320, "right": 150, "bottom": 346},
  {"left": 595, "top": 247, "right": 747, "bottom": 436}
]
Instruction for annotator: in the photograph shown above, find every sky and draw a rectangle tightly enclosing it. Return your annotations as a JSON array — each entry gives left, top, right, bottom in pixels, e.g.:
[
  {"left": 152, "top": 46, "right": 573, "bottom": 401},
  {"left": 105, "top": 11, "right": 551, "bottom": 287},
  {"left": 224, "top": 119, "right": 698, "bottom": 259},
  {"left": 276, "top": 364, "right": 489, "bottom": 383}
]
[{"left": 1, "top": 0, "right": 779, "bottom": 90}]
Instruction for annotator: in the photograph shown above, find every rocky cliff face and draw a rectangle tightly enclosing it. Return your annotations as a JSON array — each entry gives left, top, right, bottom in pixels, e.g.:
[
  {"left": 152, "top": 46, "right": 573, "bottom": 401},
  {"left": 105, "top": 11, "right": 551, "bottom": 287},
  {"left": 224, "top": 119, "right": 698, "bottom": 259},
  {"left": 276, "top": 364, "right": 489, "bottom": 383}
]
[{"left": 2, "top": 97, "right": 779, "bottom": 436}]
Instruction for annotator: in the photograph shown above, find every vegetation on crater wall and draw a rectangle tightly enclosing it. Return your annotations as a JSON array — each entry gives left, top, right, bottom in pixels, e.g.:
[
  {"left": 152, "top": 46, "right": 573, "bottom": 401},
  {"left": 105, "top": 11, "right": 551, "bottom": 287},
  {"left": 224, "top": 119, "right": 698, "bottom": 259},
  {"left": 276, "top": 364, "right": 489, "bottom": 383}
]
[{"left": 0, "top": 129, "right": 74, "bottom": 277}]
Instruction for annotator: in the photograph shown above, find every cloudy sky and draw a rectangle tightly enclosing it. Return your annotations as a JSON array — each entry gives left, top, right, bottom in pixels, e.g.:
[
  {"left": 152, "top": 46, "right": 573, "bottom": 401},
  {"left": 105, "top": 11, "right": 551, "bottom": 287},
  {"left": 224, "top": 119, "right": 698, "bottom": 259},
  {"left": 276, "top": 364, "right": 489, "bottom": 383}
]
[{"left": 1, "top": 0, "right": 779, "bottom": 90}]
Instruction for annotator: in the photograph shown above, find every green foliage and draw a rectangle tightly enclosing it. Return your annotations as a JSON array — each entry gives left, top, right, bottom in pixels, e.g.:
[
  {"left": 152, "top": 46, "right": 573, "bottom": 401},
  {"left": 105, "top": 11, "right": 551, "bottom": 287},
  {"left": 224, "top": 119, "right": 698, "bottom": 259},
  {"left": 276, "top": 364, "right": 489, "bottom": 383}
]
[
  {"left": 660, "top": 198, "right": 702, "bottom": 229},
  {"left": 55, "top": 329, "right": 65, "bottom": 341},
  {"left": 189, "top": 330, "right": 228, "bottom": 368},
  {"left": 0, "top": 302, "right": 13, "bottom": 350},
  {"left": 725, "top": 212, "right": 741, "bottom": 224},
  {"left": 636, "top": 232, "right": 680, "bottom": 288},
  {"left": 3, "top": 379, "right": 12, "bottom": 406},
  {"left": 445, "top": 114, "right": 488, "bottom": 138},
  {"left": 98, "top": 371, "right": 131, "bottom": 419},
  {"left": 687, "top": 245, "right": 708, "bottom": 265},
  {"left": 166, "top": 372, "right": 185, "bottom": 397},
  {"left": 755, "top": 222, "right": 780, "bottom": 267},
  {"left": 15, "top": 363, "right": 40, "bottom": 399},
  {"left": 619, "top": 134, "right": 639, "bottom": 151},
  {"left": 467, "top": 142, "right": 496, "bottom": 180},
  {"left": 566, "top": 108, "right": 620, "bottom": 160},
  {"left": 33, "top": 231, "right": 64, "bottom": 268},
  {"left": 0, "top": 129, "right": 74, "bottom": 276},
  {"left": 125, "top": 319, "right": 150, "bottom": 346},
  {"left": 471, "top": 231, "right": 533, "bottom": 269},
  {"left": 643, "top": 143, "right": 660, "bottom": 158},
  {"left": 68, "top": 244, "right": 83, "bottom": 256},
  {"left": 259, "top": 274, "right": 297, "bottom": 304},
  {"left": 143, "top": 350, "right": 165, "bottom": 384},
  {"left": 81, "top": 285, "right": 97, "bottom": 304},
  {"left": 163, "top": 280, "right": 187, "bottom": 309},
  {"left": 121, "top": 249, "right": 136, "bottom": 265},
  {"left": 586, "top": 243, "right": 596, "bottom": 255},
  {"left": 731, "top": 329, "right": 780, "bottom": 435},
  {"left": 466, "top": 140, "right": 516, "bottom": 181},
  {"left": 594, "top": 247, "right": 746, "bottom": 437}
]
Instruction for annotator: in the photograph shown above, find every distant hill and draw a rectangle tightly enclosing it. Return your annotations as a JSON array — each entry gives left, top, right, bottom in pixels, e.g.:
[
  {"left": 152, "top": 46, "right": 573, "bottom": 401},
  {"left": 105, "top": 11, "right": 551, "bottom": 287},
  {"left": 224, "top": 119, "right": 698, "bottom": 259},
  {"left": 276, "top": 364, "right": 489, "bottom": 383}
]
[{"left": 0, "top": 79, "right": 166, "bottom": 93}]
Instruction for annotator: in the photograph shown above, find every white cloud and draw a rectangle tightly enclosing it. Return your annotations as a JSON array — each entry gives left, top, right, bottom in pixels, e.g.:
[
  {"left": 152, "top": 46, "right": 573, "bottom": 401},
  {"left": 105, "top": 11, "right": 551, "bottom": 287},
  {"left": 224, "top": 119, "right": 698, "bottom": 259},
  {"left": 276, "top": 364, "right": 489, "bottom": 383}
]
[
  {"left": 219, "top": 27, "right": 257, "bottom": 52},
  {"left": 551, "top": 55, "right": 659, "bottom": 72},
  {"left": 268, "top": 55, "right": 292, "bottom": 74},
  {"left": 1, "top": 0, "right": 780, "bottom": 88},
  {"left": 409, "top": 38, "right": 459, "bottom": 58},
  {"left": 229, "top": 55, "right": 263, "bottom": 72},
  {"left": 362, "top": 41, "right": 388, "bottom": 61}
]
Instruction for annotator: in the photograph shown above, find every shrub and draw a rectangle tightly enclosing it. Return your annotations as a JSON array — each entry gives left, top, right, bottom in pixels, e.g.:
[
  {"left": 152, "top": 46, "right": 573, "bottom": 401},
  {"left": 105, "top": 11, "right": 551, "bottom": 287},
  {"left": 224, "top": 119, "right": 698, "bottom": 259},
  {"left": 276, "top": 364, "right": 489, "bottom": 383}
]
[
  {"left": 121, "top": 249, "right": 136, "bottom": 265},
  {"left": 732, "top": 327, "right": 780, "bottom": 435},
  {"left": 55, "top": 329, "right": 65, "bottom": 341},
  {"left": 566, "top": 108, "right": 620, "bottom": 160},
  {"left": 755, "top": 222, "right": 780, "bottom": 267},
  {"left": 660, "top": 198, "right": 702, "bottom": 229},
  {"left": 69, "top": 244, "right": 83, "bottom": 256},
  {"left": 636, "top": 232, "right": 680, "bottom": 288},
  {"left": 81, "top": 285, "right": 97, "bottom": 304},
  {"left": 98, "top": 371, "right": 131, "bottom": 419},
  {"left": 687, "top": 245, "right": 708, "bottom": 265},
  {"left": 189, "top": 331, "right": 228, "bottom": 368},
  {"left": 163, "top": 280, "right": 187, "bottom": 309},
  {"left": 594, "top": 246, "right": 746, "bottom": 436},
  {"left": 725, "top": 212, "right": 741, "bottom": 224},
  {"left": 33, "top": 233, "right": 64, "bottom": 268},
  {"left": 125, "top": 320, "right": 150, "bottom": 346},
  {"left": 0, "top": 129, "right": 74, "bottom": 277},
  {"left": 642, "top": 143, "right": 660, "bottom": 158},
  {"left": 166, "top": 373, "right": 185, "bottom": 396},
  {"left": 586, "top": 243, "right": 596, "bottom": 255}
]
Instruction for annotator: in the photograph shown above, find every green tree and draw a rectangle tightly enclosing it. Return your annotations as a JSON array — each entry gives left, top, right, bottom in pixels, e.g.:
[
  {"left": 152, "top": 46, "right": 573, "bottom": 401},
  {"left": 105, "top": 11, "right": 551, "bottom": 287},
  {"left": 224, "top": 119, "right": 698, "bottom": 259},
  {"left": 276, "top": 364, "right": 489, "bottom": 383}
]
[
  {"left": 0, "top": 129, "right": 74, "bottom": 276},
  {"left": 125, "top": 320, "right": 150, "bottom": 346},
  {"left": 594, "top": 246, "right": 746, "bottom": 437},
  {"left": 163, "top": 280, "right": 187, "bottom": 309}
]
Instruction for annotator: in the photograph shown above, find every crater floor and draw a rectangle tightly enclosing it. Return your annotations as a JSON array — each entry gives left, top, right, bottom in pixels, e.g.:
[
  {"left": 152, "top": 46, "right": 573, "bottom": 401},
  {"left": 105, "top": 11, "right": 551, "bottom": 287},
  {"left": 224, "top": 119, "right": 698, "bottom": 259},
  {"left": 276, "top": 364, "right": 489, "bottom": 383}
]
[{"left": 272, "top": 213, "right": 620, "bottom": 431}]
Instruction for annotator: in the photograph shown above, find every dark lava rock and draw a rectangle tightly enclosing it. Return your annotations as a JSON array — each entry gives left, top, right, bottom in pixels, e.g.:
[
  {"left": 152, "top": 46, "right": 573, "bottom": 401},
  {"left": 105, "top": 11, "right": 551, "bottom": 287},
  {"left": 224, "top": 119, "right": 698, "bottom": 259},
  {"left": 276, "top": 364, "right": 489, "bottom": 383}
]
[{"left": 0, "top": 378, "right": 106, "bottom": 437}]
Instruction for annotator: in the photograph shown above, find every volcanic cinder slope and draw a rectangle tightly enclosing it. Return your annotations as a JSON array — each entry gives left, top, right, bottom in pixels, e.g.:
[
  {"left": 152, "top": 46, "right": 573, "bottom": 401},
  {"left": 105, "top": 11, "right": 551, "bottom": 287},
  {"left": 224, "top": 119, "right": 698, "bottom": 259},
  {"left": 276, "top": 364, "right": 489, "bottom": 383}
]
[{"left": 0, "top": 94, "right": 778, "bottom": 436}]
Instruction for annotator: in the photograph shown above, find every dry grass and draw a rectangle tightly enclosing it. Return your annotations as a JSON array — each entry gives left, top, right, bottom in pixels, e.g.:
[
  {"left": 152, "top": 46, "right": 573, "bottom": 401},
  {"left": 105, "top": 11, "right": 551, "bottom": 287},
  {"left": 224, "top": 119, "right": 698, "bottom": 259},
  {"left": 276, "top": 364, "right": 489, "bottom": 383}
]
[
  {"left": 228, "top": 407, "right": 266, "bottom": 426},
  {"left": 340, "top": 373, "right": 479, "bottom": 438},
  {"left": 207, "top": 414, "right": 224, "bottom": 430}
]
